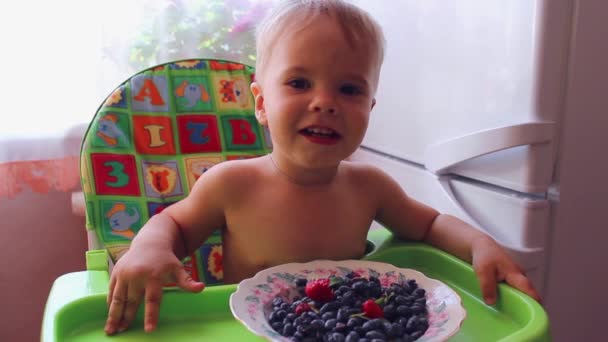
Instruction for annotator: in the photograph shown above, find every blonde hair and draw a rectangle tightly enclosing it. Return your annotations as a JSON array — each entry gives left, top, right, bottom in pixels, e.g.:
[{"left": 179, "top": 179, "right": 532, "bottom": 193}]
[{"left": 254, "top": 0, "right": 385, "bottom": 86}]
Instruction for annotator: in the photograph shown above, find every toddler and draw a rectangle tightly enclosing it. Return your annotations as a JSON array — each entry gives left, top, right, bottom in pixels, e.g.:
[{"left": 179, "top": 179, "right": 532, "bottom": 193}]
[{"left": 105, "top": 0, "right": 540, "bottom": 335}]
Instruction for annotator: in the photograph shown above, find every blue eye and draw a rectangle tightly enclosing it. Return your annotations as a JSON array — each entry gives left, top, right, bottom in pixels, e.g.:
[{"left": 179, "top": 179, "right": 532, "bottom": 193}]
[
  {"left": 287, "top": 79, "right": 310, "bottom": 89},
  {"left": 340, "top": 84, "right": 361, "bottom": 95}
]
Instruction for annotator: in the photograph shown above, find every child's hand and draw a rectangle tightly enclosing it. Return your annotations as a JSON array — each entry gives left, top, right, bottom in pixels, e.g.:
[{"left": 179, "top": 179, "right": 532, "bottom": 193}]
[
  {"left": 104, "top": 247, "right": 205, "bottom": 335},
  {"left": 471, "top": 236, "right": 541, "bottom": 305}
]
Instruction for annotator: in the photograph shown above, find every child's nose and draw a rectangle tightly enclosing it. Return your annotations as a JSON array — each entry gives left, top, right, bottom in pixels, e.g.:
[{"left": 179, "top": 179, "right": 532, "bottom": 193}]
[{"left": 309, "top": 93, "right": 337, "bottom": 115}]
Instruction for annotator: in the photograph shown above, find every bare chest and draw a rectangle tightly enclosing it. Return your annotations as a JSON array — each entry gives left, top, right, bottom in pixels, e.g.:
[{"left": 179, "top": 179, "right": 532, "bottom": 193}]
[{"left": 224, "top": 184, "right": 377, "bottom": 265}]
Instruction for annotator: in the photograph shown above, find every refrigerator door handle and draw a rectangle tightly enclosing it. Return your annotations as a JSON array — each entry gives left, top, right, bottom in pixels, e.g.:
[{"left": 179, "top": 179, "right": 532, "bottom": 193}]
[{"left": 425, "top": 122, "right": 554, "bottom": 174}]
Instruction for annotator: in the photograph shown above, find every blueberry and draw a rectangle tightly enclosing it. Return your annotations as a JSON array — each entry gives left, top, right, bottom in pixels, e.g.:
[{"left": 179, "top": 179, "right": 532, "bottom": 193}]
[
  {"left": 401, "top": 334, "right": 415, "bottom": 342},
  {"left": 395, "top": 295, "right": 412, "bottom": 306},
  {"left": 322, "top": 311, "right": 337, "bottom": 320},
  {"left": 309, "top": 319, "right": 324, "bottom": 331},
  {"left": 295, "top": 278, "right": 308, "bottom": 287},
  {"left": 413, "top": 288, "right": 426, "bottom": 298},
  {"left": 272, "top": 297, "right": 283, "bottom": 307},
  {"left": 352, "top": 281, "right": 367, "bottom": 294},
  {"left": 418, "top": 316, "right": 429, "bottom": 330},
  {"left": 345, "top": 331, "right": 360, "bottom": 342},
  {"left": 321, "top": 302, "right": 340, "bottom": 313},
  {"left": 304, "top": 311, "right": 318, "bottom": 320},
  {"left": 398, "top": 304, "right": 414, "bottom": 317},
  {"left": 410, "top": 330, "right": 424, "bottom": 339},
  {"left": 282, "top": 323, "right": 295, "bottom": 337},
  {"left": 362, "top": 319, "right": 384, "bottom": 332},
  {"left": 397, "top": 317, "right": 409, "bottom": 326},
  {"left": 328, "top": 332, "right": 346, "bottom": 342},
  {"left": 347, "top": 317, "right": 364, "bottom": 328},
  {"left": 277, "top": 309, "right": 288, "bottom": 320},
  {"left": 271, "top": 321, "right": 283, "bottom": 332},
  {"left": 365, "top": 330, "right": 387, "bottom": 340},
  {"left": 383, "top": 304, "right": 396, "bottom": 319},
  {"left": 334, "top": 322, "right": 348, "bottom": 333},
  {"left": 370, "top": 286, "right": 382, "bottom": 298},
  {"left": 387, "top": 322, "right": 404, "bottom": 338},
  {"left": 336, "top": 308, "right": 350, "bottom": 322},
  {"left": 325, "top": 318, "right": 338, "bottom": 330},
  {"left": 405, "top": 316, "right": 418, "bottom": 333},
  {"left": 400, "top": 284, "right": 412, "bottom": 295},
  {"left": 390, "top": 284, "right": 404, "bottom": 295},
  {"left": 343, "top": 286, "right": 354, "bottom": 295},
  {"left": 411, "top": 304, "right": 426, "bottom": 314}
]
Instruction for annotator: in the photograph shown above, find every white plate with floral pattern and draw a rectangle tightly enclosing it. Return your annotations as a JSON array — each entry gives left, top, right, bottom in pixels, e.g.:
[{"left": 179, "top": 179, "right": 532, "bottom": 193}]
[{"left": 229, "top": 259, "right": 466, "bottom": 341}]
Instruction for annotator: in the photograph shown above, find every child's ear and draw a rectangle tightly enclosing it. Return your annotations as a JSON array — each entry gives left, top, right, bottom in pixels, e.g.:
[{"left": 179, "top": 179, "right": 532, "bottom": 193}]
[{"left": 250, "top": 82, "right": 267, "bottom": 125}]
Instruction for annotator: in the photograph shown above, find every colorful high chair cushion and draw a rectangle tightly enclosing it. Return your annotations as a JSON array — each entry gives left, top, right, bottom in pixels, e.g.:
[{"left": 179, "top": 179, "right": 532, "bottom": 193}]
[{"left": 80, "top": 59, "right": 272, "bottom": 286}]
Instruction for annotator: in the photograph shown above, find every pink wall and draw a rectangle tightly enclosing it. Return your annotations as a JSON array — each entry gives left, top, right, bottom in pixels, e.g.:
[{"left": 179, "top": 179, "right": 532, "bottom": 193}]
[{"left": 0, "top": 190, "right": 87, "bottom": 341}]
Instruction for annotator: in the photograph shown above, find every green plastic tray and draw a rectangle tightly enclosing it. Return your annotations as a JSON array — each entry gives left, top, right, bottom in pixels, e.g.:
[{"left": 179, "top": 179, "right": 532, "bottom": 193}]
[{"left": 42, "top": 229, "right": 550, "bottom": 341}]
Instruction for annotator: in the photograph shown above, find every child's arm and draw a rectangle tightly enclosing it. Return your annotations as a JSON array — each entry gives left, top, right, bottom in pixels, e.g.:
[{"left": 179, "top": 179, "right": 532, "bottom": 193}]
[
  {"left": 104, "top": 164, "right": 230, "bottom": 335},
  {"left": 365, "top": 165, "right": 541, "bottom": 304}
]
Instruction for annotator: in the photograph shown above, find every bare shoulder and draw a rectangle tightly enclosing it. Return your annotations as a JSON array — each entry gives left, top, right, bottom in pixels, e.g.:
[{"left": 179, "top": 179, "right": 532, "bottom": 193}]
[
  {"left": 340, "top": 160, "right": 395, "bottom": 187},
  {"left": 192, "top": 156, "right": 266, "bottom": 193}
]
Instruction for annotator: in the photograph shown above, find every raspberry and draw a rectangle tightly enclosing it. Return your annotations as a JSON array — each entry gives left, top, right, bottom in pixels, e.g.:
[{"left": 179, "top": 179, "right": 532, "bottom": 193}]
[
  {"left": 305, "top": 279, "right": 335, "bottom": 302},
  {"left": 295, "top": 302, "right": 311, "bottom": 315},
  {"left": 362, "top": 299, "right": 384, "bottom": 318}
]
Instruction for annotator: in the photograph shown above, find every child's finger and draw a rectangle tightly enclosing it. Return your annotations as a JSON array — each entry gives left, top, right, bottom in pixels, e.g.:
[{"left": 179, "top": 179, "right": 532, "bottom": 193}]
[
  {"left": 105, "top": 280, "right": 127, "bottom": 335},
  {"left": 119, "top": 285, "right": 145, "bottom": 332},
  {"left": 505, "top": 272, "right": 542, "bottom": 303},
  {"left": 174, "top": 267, "right": 206, "bottom": 293},
  {"left": 107, "top": 275, "right": 117, "bottom": 307},
  {"left": 144, "top": 280, "right": 163, "bottom": 333},
  {"left": 475, "top": 265, "right": 497, "bottom": 305}
]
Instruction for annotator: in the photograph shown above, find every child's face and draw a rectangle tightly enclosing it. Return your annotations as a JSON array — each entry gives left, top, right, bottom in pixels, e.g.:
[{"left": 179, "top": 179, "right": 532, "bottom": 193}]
[{"left": 252, "top": 15, "right": 379, "bottom": 169}]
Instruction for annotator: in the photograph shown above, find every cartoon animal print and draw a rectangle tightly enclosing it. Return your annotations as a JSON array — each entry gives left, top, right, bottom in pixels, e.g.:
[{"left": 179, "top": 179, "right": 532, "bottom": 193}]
[
  {"left": 106, "top": 203, "right": 140, "bottom": 239},
  {"left": 190, "top": 160, "right": 217, "bottom": 181},
  {"left": 175, "top": 80, "right": 210, "bottom": 108},
  {"left": 104, "top": 88, "right": 124, "bottom": 106},
  {"left": 145, "top": 164, "right": 177, "bottom": 195},
  {"left": 207, "top": 245, "right": 223, "bottom": 280},
  {"left": 97, "top": 114, "right": 127, "bottom": 146},
  {"left": 219, "top": 79, "right": 249, "bottom": 107}
]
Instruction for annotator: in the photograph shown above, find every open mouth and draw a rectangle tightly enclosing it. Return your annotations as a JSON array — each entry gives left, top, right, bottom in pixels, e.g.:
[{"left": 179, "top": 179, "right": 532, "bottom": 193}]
[
  {"left": 299, "top": 127, "right": 342, "bottom": 139},
  {"left": 299, "top": 126, "right": 342, "bottom": 145}
]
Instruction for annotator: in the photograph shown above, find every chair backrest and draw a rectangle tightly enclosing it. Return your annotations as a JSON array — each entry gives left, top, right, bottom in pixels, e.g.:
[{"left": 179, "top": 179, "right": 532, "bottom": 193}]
[{"left": 80, "top": 59, "right": 272, "bottom": 286}]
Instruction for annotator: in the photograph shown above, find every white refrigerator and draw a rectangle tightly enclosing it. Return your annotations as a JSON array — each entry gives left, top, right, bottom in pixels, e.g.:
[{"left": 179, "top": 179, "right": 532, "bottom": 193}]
[{"left": 353, "top": 1, "right": 608, "bottom": 341}]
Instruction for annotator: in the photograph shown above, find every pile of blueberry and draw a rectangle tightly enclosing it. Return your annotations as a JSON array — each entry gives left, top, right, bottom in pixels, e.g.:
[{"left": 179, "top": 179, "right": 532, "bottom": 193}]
[{"left": 266, "top": 272, "right": 430, "bottom": 342}]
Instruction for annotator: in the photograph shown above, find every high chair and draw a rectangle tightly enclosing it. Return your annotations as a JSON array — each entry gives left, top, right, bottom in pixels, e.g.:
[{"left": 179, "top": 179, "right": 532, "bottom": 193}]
[{"left": 42, "top": 58, "right": 550, "bottom": 341}]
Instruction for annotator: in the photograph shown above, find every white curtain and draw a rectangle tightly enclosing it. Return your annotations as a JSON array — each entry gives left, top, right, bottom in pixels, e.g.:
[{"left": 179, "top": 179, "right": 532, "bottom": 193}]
[{"left": 0, "top": 0, "right": 273, "bottom": 197}]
